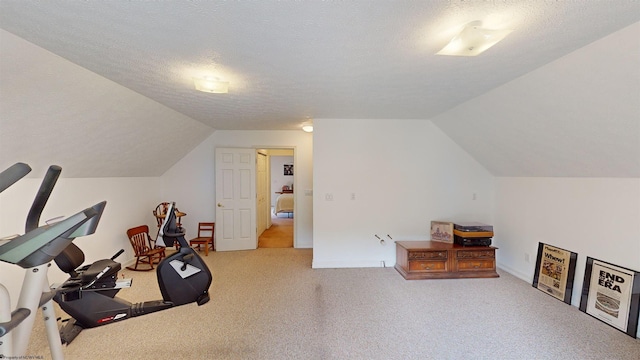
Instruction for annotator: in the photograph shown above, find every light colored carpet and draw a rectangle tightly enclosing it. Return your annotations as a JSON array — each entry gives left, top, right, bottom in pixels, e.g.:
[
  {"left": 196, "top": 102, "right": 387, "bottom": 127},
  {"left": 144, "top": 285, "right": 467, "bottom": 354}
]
[
  {"left": 258, "top": 215, "right": 293, "bottom": 248},
  {"left": 24, "top": 248, "right": 640, "bottom": 359}
]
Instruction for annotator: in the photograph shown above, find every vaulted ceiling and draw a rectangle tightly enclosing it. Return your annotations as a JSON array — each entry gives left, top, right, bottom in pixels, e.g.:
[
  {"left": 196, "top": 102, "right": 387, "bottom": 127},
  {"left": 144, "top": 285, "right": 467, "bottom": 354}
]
[{"left": 1, "top": 1, "right": 639, "bottom": 177}]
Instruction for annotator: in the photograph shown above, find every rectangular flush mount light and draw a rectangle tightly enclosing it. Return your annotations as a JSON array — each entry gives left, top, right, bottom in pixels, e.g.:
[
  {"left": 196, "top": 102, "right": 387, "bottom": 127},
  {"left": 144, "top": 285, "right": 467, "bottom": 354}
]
[
  {"left": 437, "top": 21, "right": 512, "bottom": 56},
  {"left": 194, "top": 76, "right": 229, "bottom": 93}
]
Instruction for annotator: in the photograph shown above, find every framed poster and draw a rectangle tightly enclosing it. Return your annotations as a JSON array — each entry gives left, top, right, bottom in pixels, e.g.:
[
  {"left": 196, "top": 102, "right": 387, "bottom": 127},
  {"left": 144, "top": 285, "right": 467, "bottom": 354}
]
[
  {"left": 430, "top": 221, "right": 453, "bottom": 243},
  {"left": 579, "top": 257, "right": 640, "bottom": 337},
  {"left": 532, "top": 242, "right": 577, "bottom": 304},
  {"left": 284, "top": 164, "right": 293, "bottom": 176}
]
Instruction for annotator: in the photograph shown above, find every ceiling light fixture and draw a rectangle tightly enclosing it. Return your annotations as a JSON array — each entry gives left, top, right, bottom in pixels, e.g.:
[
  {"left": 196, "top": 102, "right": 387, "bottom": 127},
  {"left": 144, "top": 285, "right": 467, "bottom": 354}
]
[
  {"left": 302, "top": 125, "right": 314, "bottom": 133},
  {"left": 437, "top": 21, "right": 513, "bottom": 56},
  {"left": 193, "top": 76, "right": 229, "bottom": 93}
]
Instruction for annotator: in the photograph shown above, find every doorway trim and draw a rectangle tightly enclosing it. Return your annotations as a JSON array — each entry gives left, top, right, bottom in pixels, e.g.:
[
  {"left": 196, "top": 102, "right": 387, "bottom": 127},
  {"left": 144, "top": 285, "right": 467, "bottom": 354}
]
[{"left": 253, "top": 145, "right": 297, "bottom": 248}]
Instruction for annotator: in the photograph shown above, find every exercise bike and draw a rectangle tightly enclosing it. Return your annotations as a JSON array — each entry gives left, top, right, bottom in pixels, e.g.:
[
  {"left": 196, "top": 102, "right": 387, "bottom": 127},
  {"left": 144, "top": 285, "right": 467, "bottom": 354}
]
[
  {"left": 53, "top": 202, "right": 212, "bottom": 345},
  {"left": 1, "top": 162, "right": 107, "bottom": 360},
  {"left": 1, "top": 162, "right": 212, "bottom": 359}
]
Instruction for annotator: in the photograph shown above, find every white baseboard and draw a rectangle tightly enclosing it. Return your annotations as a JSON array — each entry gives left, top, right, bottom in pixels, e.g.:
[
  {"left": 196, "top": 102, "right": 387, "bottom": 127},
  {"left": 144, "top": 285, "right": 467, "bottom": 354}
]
[
  {"left": 122, "top": 257, "right": 137, "bottom": 268},
  {"left": 312, "top": 259, "right": 389, "bottom": 269},
  {"left": 496, "top": 261, "right": 533, "bottom": 283}
]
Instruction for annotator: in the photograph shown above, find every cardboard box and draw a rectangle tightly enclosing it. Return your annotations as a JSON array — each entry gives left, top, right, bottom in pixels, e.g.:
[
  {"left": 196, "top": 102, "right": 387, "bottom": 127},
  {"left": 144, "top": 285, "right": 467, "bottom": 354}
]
[{"left": 430, "top": 221, "right": 454, "bottom": 243}]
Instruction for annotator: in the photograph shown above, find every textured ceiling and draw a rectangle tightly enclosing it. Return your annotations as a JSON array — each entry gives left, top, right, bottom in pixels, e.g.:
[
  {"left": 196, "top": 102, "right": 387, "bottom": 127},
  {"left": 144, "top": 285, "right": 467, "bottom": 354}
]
[
  {"left": 1, "top": 1, "right": 638, "bottom": 131},
  {"left": 432, "top": 22, "right": 640, "bottom": 177},
  {"left": 0, "top": 29, "right": 214, "bottom": 178},
  {"left": 0, "top": 1, "right": 639, "bottom": 178}
]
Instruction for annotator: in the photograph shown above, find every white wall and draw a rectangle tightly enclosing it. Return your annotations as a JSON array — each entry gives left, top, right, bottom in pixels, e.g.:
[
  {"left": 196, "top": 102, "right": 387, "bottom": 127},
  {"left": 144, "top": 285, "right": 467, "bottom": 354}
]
[
  {"left": 0, "top": 176, "right": 160, "bottom": 308},
  {"left": 160, "top": 133, "right": 217, "bottom": 238},
  {"left": 312, "top": 118, "right": 495, "bottom": 268},
  {"left": 494, "top": 177, "right": 640, "bottom": 337},
  {"left": 160, "top": 130, "right": 313, "bottom": 248},
  {"left": 495, "top": 177, "right": 640, "bottom": 296}
]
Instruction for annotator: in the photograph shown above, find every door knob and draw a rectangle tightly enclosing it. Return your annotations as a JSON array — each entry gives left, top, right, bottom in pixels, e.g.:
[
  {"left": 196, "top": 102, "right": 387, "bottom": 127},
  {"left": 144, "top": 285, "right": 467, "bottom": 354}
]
[{"left": 217, "top": 203, "right": 223, "bottom": 207}]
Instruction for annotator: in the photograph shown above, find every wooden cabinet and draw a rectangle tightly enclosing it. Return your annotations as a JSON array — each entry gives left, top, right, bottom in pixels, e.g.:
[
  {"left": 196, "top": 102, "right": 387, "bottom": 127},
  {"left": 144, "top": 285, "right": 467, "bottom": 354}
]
[{"left": 395, "top": 241, "right": 499, "bottom": 280}]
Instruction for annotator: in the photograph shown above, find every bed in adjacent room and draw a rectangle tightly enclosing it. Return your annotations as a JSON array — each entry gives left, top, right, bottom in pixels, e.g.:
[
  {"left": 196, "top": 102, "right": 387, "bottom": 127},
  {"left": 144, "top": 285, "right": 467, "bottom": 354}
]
[{"left": 274, "top": 193, "right": 294, "bottom": 217}]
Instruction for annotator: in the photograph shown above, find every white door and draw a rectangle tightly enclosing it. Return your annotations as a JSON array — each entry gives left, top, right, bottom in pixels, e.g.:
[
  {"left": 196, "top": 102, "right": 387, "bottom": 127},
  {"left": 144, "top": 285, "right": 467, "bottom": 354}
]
[
  {"left": 256, "top": 151, "right": 268, "bottom": 237},
  {"left": 215, "top": 148, "right": 257, "bottom": 251}
]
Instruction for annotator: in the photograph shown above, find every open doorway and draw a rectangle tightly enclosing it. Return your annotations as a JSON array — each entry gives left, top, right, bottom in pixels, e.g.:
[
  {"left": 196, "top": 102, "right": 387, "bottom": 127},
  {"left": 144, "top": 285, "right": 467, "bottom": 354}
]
[{"left": 257, "top": 148, "right": 294, "bottom": 248}]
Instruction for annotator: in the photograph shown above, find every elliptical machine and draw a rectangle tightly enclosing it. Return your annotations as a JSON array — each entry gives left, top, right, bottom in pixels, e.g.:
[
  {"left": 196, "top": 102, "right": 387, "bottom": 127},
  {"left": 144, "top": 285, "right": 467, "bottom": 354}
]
[
  {"left": 1, "top": 163, "right": 107, "bottom": 360},
  {"left": 54, "top": 201, "right": 212, "bottom": 344}
]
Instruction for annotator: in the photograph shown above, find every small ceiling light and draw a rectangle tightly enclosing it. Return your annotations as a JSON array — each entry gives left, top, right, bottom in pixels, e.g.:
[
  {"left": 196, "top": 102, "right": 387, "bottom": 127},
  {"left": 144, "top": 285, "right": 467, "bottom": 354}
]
[
  {"left": 437, "top": 21, "right": 513, "bottom": 56},
  {"left": 302, "top": 125, "right": 314, "bottom": 133},
  {"left": 193, "top": 76, "right": 229, "bottom": 93}
]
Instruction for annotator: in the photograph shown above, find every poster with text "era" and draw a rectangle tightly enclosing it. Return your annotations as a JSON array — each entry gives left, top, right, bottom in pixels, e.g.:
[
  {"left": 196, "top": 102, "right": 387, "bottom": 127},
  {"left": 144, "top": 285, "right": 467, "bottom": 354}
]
[
  {"left": 532, "top": 243, "right": 577, "bottom": 304},
  {"left": 583, "top": 259, "right": 635, "bottom": 333}
]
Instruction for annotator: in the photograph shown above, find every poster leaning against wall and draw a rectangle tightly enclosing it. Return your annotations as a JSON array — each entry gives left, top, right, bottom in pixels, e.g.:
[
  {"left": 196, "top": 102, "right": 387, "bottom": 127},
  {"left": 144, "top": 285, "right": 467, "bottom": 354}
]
[
  {"left": 532, "top": 242, "right": 578, "bottom": 304},
  {"left": 579, "top": 257, "right": 640, "bottom": 337}
]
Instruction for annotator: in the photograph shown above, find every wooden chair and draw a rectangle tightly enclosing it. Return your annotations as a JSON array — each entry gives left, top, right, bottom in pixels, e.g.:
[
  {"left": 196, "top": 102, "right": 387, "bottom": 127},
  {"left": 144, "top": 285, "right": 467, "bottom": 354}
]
[
  {"left": 126, "top": 225, "right": 166, "bottom": 271},
  {"left": 189, "top": 222, "right": 215, "bottom": 256}
]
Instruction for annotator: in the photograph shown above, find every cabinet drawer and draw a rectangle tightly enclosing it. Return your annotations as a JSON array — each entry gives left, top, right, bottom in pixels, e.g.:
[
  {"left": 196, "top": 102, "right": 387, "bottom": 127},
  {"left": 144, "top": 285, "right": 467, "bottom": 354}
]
[
  {"left": 408, "top": 251, "right": 447, "bottom": 260},
  {"left": 408, "top": 260, "right": 447, "bottom": 272},
  {"left": 456, "top": 250, "right": 495, "bottom": 259},
  {"left": 456, "top": 259, "right": 495, "bottom": 271}
]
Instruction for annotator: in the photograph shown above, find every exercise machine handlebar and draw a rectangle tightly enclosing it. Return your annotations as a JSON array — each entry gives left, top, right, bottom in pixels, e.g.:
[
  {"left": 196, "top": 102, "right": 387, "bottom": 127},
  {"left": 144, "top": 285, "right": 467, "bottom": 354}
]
[
  {"left": 0, "top": 162, "right": 31, "bottom": 194},
  {"left": 110, "top": 249, "right": 124, "bottom": 261},
  {"left": 26, "top": 165, "right": 61, "bottom": 233}
]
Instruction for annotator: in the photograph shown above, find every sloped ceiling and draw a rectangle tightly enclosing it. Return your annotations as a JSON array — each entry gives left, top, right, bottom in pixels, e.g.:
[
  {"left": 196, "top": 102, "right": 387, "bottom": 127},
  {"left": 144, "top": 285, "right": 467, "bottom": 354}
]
[
  {"left": 432, "top": 22, "right": 640, "bottom": 177},
  {"left": 0, "top": 29, "right": 214, "bottom": 178},
  {"left": 1, "top": 1, "right": 639, "bottom": 177}
]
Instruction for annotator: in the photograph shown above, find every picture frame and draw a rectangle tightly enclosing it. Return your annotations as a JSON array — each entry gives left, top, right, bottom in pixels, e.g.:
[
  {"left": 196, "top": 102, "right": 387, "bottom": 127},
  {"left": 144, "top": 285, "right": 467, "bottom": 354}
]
[
  {"left": 430, "top": 221, "right": 453, "bottom": 243},
  {"left": 532, "top": 242, "right": 577, "bottom": 304},
  {"left": 284, "top": 164, "right": 293, "bottom": 176},
  {"left": 579, "top": 257, "right": 640, "bottom": 337}
]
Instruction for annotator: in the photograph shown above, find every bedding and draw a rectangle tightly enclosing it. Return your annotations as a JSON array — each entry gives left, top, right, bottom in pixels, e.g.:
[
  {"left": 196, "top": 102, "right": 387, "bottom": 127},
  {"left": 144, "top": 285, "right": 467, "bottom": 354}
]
[{"left": 274, "top": 193, "right": 294, "bottom": 215}]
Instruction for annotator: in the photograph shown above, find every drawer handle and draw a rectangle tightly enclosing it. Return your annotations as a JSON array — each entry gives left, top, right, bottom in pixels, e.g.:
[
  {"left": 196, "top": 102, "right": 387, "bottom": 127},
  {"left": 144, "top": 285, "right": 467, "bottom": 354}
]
[{"left": 421, "top": 264, "right": 431, "bottom": 270}]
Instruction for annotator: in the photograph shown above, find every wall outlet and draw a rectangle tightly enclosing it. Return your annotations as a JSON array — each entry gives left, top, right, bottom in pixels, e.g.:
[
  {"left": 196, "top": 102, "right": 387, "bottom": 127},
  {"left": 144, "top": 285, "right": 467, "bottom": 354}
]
[
  {"left": 525, "top": 253, "right": 530, "bottom": 263},
  {"left": 324, "top": 193, "right": 333, "bottom": 201},
  {"left": 350, "top": 192, "right": 356, "bottom": 200}
]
